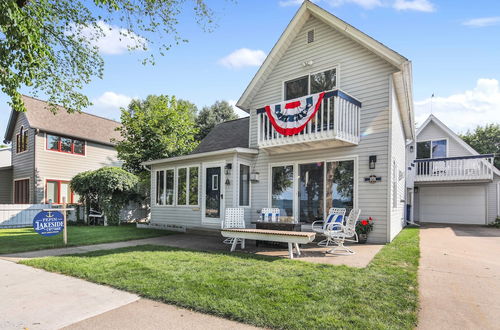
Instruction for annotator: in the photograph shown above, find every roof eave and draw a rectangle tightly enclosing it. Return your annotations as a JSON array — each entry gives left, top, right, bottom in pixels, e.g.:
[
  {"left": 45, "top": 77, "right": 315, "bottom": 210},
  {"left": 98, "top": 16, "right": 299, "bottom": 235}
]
[
  {"left": 392, "top": 62, "right": 415, "bottom": 140},
  {"left": 3, "top": 110, "right": 19, "bottom": 144},
  {"left": 142, "top": 147, "right": 259, "bottom": 166}
]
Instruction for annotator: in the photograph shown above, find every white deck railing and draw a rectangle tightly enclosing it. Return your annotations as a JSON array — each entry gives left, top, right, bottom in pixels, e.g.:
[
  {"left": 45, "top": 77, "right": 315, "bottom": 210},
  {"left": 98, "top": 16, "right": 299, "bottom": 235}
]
[
  {"left": 256, "top": 89, "right": 361, "bottom": 148},
  {"left": 414, "top": 154, "right": 495, "bottom": 182}
]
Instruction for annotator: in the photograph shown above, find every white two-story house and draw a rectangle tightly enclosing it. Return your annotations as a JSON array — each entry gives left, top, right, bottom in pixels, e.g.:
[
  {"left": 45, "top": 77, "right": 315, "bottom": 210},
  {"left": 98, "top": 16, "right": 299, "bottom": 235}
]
[
  {"left": 408, "top": 114, "right": 499, "bottom": 225},
  {"left": 1, "top": 95, "right": 122, "bottom": 205},
  {"left": 143, "top": 1, "right": 415, "bottom": 243}
]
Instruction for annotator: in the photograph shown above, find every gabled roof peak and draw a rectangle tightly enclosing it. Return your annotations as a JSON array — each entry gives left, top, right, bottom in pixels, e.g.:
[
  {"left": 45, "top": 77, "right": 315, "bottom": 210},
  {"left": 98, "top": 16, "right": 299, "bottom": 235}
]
[{"left": 236, "top": 0, "right": 410, "bottom": 111}]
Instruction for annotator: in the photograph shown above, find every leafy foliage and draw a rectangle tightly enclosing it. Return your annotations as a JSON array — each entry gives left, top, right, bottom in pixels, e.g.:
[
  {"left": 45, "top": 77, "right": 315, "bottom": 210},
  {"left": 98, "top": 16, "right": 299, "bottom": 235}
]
[
  {"left": 114, "top": 95, "right": 198, "bottom": 174},
  {"left": 195, "top": 100, "right": 238, "bottom": 140},
  {"left": 0, "top": 0, "right": 215, "bottom": 113},
  {"left": 460, "top": 124, "right": 500, "bottom": 169},
  {"left": 71, "top": 167, "right": 139, "bottom": 225}
]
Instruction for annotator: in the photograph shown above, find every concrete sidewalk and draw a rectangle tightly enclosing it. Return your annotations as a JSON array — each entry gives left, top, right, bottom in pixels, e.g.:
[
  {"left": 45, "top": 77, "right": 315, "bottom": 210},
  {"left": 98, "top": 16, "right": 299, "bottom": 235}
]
[
  {"left": 0, "top": 259, "right": 259, "bottom": 330},
  {"left": 418, "top": 224, "right": 500, "bottom": 329}
]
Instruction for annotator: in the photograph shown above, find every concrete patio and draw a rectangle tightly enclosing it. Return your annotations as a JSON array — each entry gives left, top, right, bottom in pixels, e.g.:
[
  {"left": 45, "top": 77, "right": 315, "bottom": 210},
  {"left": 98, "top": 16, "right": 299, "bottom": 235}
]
[{"left": 0, "top": 231, "right": 384, "bottom": 268}]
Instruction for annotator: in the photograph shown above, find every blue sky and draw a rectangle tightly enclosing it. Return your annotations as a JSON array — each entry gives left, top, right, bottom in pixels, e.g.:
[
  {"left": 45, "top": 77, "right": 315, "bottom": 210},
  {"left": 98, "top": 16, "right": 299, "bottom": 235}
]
[{"left": 2, "top": 0, "right": 500, "bottom": 141}]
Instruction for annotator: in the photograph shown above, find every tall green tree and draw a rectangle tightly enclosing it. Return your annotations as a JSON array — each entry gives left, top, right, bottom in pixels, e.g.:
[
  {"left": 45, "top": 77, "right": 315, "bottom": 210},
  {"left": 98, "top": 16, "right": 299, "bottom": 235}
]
[
  {"left": 0, "top": 0, "right": 216, "bottom": 113},
  {"left": 195, "top": 100, "right": 238, "bottom": 140},
  {"left": 460, "top": 124, "right": 500, "bottom": 169},
  {"left": 114, "top": 95, "right": 198, "bottom": 174}
]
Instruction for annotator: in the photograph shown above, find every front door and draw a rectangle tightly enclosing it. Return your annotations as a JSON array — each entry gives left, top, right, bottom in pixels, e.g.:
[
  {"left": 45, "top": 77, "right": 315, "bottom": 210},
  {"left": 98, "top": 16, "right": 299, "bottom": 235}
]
[{"left": 202, "top": 164, "right": 224, "bottom": 223}]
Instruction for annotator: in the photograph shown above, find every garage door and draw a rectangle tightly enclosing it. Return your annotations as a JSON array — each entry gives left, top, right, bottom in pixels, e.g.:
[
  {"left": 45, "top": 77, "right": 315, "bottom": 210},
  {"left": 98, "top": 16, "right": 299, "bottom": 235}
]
[{"left": 419, "top": 185, "right": 486, "bottom": 224}]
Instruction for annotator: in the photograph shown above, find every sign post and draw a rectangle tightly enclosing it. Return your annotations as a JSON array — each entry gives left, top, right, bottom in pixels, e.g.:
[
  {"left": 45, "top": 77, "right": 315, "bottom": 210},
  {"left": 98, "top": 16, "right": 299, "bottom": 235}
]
[{"left": 63, "top": 197, "right": 68, "bottom": 245}]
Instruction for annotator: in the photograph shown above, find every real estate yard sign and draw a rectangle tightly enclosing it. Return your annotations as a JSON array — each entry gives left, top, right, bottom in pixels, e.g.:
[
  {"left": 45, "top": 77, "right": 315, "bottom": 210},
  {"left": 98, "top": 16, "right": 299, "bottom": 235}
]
[{"left": 33, "top": 211, "right": 64, "bottom": 237}]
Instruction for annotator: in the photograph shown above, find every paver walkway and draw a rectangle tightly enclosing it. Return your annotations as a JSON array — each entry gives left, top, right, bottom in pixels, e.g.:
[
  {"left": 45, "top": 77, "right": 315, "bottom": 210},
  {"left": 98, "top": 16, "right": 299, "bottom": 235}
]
[
  {"left": 418, "top": 224, "right": 500, "bottom": 329},
  {"left": 0, "top": 259, "right": 258, "bottom": 330}
]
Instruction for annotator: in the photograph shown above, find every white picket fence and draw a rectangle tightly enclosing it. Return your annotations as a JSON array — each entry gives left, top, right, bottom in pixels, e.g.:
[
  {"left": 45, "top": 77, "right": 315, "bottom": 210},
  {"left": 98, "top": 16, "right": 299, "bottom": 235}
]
[
  {"left": 0, "top": 203, "right": 148, "bottom": 228},
  {"left": 0, "top": 204, "right": 52, "bottom": 228}
]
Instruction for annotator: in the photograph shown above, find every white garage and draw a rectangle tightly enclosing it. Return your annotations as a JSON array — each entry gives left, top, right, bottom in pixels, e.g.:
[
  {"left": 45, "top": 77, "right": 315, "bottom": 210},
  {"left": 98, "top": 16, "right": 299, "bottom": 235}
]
[{"left": 418, "top": 185, "right": 487, "bottom": 225}]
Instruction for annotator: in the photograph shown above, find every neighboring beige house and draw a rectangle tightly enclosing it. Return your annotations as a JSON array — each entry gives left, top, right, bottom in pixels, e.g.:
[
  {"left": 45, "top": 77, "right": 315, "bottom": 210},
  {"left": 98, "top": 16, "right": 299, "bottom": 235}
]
[
  {"left": 142, "top": 1, "right": 415, "bottom": 243},
  {"left": 1, "top": 95, "right": 122, "bottom": 204},
  {"left": 408, "top": 114, "right": 499, "bottom": 225}
]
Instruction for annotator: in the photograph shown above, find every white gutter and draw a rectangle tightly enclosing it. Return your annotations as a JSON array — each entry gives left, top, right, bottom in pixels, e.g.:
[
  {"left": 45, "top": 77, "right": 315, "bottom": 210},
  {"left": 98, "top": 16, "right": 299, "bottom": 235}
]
[{"left": 141, "top": 148, "right": 259, "bottom": 166}]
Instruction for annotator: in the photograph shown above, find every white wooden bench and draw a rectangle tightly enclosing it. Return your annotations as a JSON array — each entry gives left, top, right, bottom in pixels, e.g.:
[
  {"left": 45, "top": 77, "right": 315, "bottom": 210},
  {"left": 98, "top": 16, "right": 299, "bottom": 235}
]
[{"left": 221, "top": 228, "right": 316, "bottom": 259}]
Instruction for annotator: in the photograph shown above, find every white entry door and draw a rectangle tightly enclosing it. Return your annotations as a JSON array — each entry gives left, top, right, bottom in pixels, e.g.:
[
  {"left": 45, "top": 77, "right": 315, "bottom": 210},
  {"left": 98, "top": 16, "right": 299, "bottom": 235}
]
[
  {"left": 202, "top": 163, "right": 225, "bottom": 224},
  {"left": 419, "top": 185, "right": 486, "bottom": 224}
]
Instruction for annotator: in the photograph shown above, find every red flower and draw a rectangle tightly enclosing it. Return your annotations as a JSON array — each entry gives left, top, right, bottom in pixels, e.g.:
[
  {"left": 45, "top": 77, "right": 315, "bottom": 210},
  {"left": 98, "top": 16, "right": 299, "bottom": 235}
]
[
  {"left": 368, "top": 217, "right": 373, "bottom": 221},
  {"left": 361, "top": 220, "right": 368, "bottom": 226}
]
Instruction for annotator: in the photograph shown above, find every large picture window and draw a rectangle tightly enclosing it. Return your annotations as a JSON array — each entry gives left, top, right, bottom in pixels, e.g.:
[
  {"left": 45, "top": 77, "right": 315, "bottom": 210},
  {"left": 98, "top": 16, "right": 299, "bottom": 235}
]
[
  {"left": 271, "top": 165, "right": 294, "bottom": 221},
  {"left": 239, "top": 164, "right": 250, "bottom": 207},
  {"left": 417, "top": 139, "right": 447, "bottom": 159},
  {"left": 325, "top": 160, "right": 354, "bottom": 213},
  {"left": 284, "top": 68, "right": 337, "bottom": 100},
  {"left": 46, "top": 134, "right": 85, "bottom": 155}
]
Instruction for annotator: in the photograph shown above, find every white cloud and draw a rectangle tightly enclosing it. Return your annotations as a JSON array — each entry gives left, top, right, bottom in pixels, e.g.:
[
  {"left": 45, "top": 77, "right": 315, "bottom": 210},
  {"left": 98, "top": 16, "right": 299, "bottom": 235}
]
[
  {"left": 463, "top": 16, "right": 500, "bottom": 28},
  {"left": 415, "top": 79, "right": 500, "bottom": 133},
  {"left": 69, "top": 21, "right": 147, "bottom": 55},
  {"left": 218, "top": 48, "right": 267, "bottom": 69},
  {"left": 228, "top": 100, "right": 250, "bottom": 118},
  {"left": 90, "top": 91, "right": 133, "bottom": 121},
  {"left": 393, "top": 0, "right": 435, "bottom": 12},
  {"left": 326, "top": 0, "right": 383, "bottom": 10},
  {"left": 279, "top": 0, "right": 304, "bottom": 6}
]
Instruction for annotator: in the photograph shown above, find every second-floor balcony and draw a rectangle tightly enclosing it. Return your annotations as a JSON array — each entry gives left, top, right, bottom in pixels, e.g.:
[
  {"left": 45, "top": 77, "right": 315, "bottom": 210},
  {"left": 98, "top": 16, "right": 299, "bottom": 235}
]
[
  {"left": 414, "top": 154, "right": 495, "bottom": 183},
  {"left": 256, "top": 89, "right": 361, "bottom": 152}
]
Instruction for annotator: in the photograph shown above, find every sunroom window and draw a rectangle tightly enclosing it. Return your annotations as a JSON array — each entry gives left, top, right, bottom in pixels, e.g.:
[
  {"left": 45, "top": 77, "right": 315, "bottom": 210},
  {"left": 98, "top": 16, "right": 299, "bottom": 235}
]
[{"left": 271, "top": 165, "right": 294, "bottom": 221}]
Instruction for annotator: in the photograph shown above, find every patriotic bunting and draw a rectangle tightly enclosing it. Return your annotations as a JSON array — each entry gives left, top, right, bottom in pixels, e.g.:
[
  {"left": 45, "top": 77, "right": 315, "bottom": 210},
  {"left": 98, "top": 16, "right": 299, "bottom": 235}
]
[{"left": 265, "top": 91, "right": 325, "bottom": 136}]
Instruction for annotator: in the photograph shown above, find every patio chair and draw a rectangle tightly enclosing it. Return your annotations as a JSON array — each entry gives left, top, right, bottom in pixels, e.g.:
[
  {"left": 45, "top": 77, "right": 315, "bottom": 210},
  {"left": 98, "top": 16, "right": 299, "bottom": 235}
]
[
  {"left": 311, "top": 208, "right": 346, "bottom": 246},
  {"left": 325, "top": 208, "right": 361, "bottom": 255},
  {"left": 221, "top": 208, "right": 245, "bottom": 248},
  {"left": 260, "top": 208, "right": 280, "bottom": 222}
]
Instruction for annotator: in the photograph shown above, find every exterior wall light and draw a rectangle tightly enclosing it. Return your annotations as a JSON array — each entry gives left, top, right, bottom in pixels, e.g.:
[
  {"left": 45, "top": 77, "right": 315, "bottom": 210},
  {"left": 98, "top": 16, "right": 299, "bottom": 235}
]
[{"left": 369, "top": 155, "right": 377, "bottom": 170}]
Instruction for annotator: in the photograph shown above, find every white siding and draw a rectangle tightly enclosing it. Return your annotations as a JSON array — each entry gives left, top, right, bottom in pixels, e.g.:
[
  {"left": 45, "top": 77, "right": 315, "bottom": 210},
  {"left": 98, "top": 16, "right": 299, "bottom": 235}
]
[
  {"left": 389, "top": 80, "right": 406, "bottom": 240},
  {"left": 417, "top": 121, "right": 471, "bottom": 157},
  {"left": 487, "top": 175, "right": 500, "bottom": 223},
  {"left": 34, "top": 132, "right": 121, "bottom": 203},
  {"left": 246, "top": 16, "right": 399, "bottom": 243}
]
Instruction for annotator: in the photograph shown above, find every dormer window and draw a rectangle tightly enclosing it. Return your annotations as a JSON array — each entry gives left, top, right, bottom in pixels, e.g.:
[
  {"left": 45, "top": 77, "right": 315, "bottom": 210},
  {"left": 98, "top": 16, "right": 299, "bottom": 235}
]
[
  {"left": 46, "top": 134, "right": 86, "bottom": 155},
  {"left": 16, "top": 126, "right": 28, "bottom": 153}
]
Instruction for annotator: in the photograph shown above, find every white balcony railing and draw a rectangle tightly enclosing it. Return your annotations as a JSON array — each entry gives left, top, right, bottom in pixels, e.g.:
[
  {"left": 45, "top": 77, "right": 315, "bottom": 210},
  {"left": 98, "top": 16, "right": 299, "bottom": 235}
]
[
  {"left": 256, "top": 89, "right": 361, "bottom": 148},
  {"left": 414, "top": 154, "right": 495, "bottom": 182}
]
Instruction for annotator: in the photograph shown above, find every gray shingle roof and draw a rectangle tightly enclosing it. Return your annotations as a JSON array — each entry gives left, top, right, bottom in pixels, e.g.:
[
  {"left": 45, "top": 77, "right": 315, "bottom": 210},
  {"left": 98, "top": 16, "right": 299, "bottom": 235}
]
[
  {"left": 4, "top": 95, "right": 122, "bottom": 146},
  {"left": 192, "top": 117, "right": 249, "bottom": 154}
]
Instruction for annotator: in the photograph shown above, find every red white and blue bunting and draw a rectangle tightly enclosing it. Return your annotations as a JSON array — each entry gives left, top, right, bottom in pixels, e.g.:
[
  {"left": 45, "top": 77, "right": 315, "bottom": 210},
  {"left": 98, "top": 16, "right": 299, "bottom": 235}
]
[{"left": 265, "top": 91, "right": 325, "bottom": 136}]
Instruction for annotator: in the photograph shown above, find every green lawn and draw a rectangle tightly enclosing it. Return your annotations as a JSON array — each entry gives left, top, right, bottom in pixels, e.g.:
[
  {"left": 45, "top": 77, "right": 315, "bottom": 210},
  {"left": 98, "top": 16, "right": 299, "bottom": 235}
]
[
  {"left": 0, "top": 225, "right": 172, "bottom": 254},
  {"left": 22, "top": 228, "right": 419, "bottom": 329}
]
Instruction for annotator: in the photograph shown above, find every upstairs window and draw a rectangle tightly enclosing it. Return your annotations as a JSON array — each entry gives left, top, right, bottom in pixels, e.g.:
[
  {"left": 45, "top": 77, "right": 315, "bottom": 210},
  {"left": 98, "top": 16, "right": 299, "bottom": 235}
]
[
  {"left": 417, "top": 139, "right": 447, "bottom": 159},
  {"left": 16, "top": 126, "right": 28, "bottom": 153},
  {"left": 46, "top": 134, "right": 85, "bottom": 155},
  {"left": 284, "top": 68, "right": 337, "bottom": 100}
]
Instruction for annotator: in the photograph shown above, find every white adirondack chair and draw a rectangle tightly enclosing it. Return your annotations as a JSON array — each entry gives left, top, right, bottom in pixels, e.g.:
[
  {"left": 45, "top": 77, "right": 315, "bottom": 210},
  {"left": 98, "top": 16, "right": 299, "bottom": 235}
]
[
  {"left": 221, "top": 208, "right": 245, "bottom": 248},
  {"left": 311, "top": 208, "right": 346, "bottom": 246},
  {"left": 325, "top": 208, "right": 361, "bottom": 255},
  {"left": 260, "top": 208, "right": 280, "bottom": 222}
]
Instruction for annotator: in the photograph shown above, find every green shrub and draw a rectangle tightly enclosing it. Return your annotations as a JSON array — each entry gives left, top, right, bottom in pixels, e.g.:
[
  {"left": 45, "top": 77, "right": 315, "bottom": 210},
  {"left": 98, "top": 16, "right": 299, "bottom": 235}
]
[{"left": 71, "top": 167, "right": 139, "bottom": 225}]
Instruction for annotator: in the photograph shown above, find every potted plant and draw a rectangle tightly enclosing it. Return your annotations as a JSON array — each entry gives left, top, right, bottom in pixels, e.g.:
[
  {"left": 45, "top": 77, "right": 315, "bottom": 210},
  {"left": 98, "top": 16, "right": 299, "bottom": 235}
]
[{"left": 356, "top": 217, "right": 374, "bottom": 244}]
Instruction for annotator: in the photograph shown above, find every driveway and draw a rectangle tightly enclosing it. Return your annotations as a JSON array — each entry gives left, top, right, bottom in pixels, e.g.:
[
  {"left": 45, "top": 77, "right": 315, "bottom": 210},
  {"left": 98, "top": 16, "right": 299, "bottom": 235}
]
[{"left": 418, "top": 224, "right": 500, "bottom": 329}]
